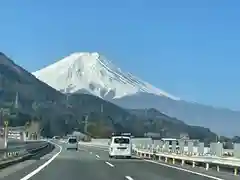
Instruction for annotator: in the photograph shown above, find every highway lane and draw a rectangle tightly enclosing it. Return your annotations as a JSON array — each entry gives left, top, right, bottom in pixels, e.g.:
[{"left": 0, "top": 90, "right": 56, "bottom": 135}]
[
  {"left": 1, "top": 142, "right": 126, "bottom": 180},
  {"left": 0, "top": 141, "right": 238, "bottom": 180},
  {"left": 77, "top": 145, "right": 240, "bottom": 180}
]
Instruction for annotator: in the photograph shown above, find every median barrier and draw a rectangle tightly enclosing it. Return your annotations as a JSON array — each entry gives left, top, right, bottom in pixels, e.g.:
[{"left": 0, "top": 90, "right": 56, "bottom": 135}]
[
  {"left": 0, "top": 141, "right": 51, "bottom": 169},
  {"left": 133, "top": 147, "right": 240, "bottom": 176}
]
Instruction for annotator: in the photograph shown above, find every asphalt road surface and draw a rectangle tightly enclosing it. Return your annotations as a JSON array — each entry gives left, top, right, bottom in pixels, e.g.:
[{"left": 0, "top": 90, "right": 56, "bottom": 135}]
[{"left": 0, "top": 140, "right": 239, "bottom": 180}]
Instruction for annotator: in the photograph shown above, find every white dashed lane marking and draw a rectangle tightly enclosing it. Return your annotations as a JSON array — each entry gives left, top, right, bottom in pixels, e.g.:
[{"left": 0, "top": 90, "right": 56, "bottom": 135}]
[
  {"left": 125, "top": 176, "right": 134, "bottom": 180},
  {"left": 105, "top": 161, "right": 114, "bottom": 167}
]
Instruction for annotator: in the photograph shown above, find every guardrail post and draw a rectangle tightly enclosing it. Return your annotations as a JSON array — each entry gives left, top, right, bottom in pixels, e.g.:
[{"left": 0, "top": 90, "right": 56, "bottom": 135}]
[
  {"left": 165, "top": 157, "right": 168, "bottom": 163},
  {"left": 205, "top": 163, "right": 209, "bottom": 170},
  {"left": 216, "top": 165, "right": 220, "bottom": 172},
  {"left": 181, "top": 160, "right": 184, "bottom": 166},
  {"left": 234, "top": 167, "right": 238, "bottom": 176},
  {"left": 172, "top": 158, "right": 175, "bottom": 164},
  {"left": 3, "top": 152, "right": 7, "bottom": 159},
  {"left": 192, "top": 161, "right": 195, "bottom": 168}
]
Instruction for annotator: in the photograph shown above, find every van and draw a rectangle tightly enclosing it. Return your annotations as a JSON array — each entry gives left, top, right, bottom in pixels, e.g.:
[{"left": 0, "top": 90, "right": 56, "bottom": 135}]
[{"left": 109, "top": 133, "right": 132, "bottom": 158}]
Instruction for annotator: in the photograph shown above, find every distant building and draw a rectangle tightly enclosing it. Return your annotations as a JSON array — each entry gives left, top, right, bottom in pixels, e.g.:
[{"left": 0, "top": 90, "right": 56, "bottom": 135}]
[
  {"left": 25, "top": 121, "right": 40, "bottom": 140},
  {"left": 180, "top": 133, "right": 189, "bottom": 140},
  {"left": 144, "top": 132, "right": 161, "bottom": 138},
  {"left": 72, "top": 131, "right": 86, "bottom": 141}
]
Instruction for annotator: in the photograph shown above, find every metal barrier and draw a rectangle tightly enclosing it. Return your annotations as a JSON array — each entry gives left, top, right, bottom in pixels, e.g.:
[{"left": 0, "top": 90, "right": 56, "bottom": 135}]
[
  {"left": 133, "top": 147, "right": 240, "bottom": 176},
  {"left": 84, "top": 138, "right": 240, "bottom": 176},
  {"left": 0, "top": 141, "right": 50, "bottom": 168}
]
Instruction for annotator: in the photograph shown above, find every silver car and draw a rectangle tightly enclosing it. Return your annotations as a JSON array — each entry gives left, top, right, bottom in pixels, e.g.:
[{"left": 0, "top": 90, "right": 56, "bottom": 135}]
[{"left": 66, "top": 137, "right": 78, "bottom": 150}]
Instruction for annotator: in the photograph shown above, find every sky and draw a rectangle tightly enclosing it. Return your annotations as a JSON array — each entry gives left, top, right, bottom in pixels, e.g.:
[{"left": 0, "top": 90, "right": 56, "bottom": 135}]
[{"left": 0, "top": 0, "right": 240, "bottom": 110}]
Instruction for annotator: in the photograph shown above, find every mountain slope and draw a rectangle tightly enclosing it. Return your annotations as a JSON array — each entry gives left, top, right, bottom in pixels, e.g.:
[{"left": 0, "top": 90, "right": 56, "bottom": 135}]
[
  {"left": 128, "top": 108, "right": 216, "bottom": 142},
  {"left": 0, "top": 52, "right": 63, "bottom": 110},
  {"left": 33, "top": 52, "right": 179, "bottom": 100},
  {"left": 112, "top": 93, "right": 240, "bottom": 136}
]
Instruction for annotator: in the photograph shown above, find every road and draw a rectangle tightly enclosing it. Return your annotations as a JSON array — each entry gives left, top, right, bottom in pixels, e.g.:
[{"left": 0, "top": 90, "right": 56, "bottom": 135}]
[{"left": 0, "top": 140, "right": 238, "bottom": 180}]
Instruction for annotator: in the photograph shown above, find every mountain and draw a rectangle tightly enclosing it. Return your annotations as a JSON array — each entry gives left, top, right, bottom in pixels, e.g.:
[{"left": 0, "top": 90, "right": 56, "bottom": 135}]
[
  {"left": 0, "top": 52, "right": 218, "bottom": 141},
  {"left": 0, "top": 52, "right": 139, "bottom": 137},
  {"left": 0, "top": 52, "right": 72, "bottom": 130},
  {"left": 0, "top": 52, "right": 144, "bottom": 137},
  {"left": 128, "top": 108, "right": 216, "bottom": 143},
  {"left": 128, "top": 108, "right": 184, "bottom": 124},
  {"left": 32, "top": 52, "right": 240, "bottom": 136},
  {"left": 33, "top": 52, "right": 179, "bottom": 100},
  {"left": 112, "top": 93, "right": 240, "bottom": 136},
  {"left": 0, "top": 52, "right": 63, "bottom": 111}
]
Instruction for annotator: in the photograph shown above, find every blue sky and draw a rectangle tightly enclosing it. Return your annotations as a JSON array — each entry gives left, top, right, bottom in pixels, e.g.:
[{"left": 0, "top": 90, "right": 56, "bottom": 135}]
[{"left": 0, "top": 0, "right": 240, "bottom": 110}]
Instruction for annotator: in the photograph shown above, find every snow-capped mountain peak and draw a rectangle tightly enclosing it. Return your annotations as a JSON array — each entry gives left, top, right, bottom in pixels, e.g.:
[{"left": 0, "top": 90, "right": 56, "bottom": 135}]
[{"left": 32, "top": 52, "right": 180, "bottom": 100}]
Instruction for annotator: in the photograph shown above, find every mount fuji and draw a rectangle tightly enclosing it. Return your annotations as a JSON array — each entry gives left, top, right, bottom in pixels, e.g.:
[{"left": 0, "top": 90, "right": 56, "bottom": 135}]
[
  {"left": 33, "top": 52, "right": 179, "bottom": 100},
  {"left": 33, "top": 52, "right": 240, "bottom": 136}
]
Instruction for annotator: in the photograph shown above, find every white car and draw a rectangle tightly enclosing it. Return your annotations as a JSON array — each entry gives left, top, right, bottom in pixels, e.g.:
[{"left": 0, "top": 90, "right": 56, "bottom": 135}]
[
  {"left": 66, "top": 137, "right": 78, "bottom": 150},
  {"left": 109, "top": 133, "right": 132, "bottom": 159}
]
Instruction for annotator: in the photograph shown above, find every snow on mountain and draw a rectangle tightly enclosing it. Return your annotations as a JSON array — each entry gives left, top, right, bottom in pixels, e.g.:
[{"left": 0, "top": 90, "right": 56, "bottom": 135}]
[{"left": 32, "top": 52, "right": 180, "bottom": 100}]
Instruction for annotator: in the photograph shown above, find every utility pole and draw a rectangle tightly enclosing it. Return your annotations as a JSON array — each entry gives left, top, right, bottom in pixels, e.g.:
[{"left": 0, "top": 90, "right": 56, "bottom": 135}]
[
  {"left": 216, "top": 134, "right": 219, "bottom": 143},
  {"left": 66, "top": 94, "right": 69, "bottom": 106},
  {"left": 84, "top": 115, "right": 88, "bottom": 134},
  {"left": 14, "top": 92, "right": 19, "bottom": 109},
  {"left": 0, "top": 109, "right": 3, "bottom": 127},
  {"left": 13, "top": 91, "right": 19, "bottom": 120},
  {"left": 65, "top": 93, "right": 72, "bottom": 109},
  {"left": 3, "top": 118, "right": 8, "bottom": 148},
  {"left": 145, "top": 108, "right": 147, "bottom": 117}
]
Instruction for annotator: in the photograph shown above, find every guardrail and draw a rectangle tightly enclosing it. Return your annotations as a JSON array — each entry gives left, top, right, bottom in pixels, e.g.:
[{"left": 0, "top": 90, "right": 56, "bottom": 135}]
[
  {"left": 133, "top": 147, "right": 240, "bottom": 176},
  {"left": 0, "top": 141, "right": 50, "bottom": 169},
  {"left": 83, "top": 138, "right": 240, "bottom": 176}
]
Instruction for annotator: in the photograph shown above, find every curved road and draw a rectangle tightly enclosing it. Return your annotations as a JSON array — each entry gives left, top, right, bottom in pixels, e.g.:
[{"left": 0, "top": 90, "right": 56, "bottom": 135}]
[{"left": 0, "top": 140, "right": 238, "bottom": 180}]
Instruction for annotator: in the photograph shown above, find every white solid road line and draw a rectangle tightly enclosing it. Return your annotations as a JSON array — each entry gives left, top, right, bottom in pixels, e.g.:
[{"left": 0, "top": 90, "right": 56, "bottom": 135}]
[
  {"left": 96, "top": 154, "right": 100, "bottom": 158},
  {"left": 144, "top": 160, "right": 224, "bottom": 180},
  {"left": 20, "top": 141, "right": 62, "bottom": 180},
  {"left": 105, "top": 161, "right": 114, "bottom": 167},
  {"left": 125, "top": 176, "right": 134, "bottom": 180}
]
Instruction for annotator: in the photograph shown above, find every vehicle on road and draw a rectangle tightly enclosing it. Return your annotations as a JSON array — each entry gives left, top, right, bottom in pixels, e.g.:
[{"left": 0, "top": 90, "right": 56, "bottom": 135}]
[
  {"left": 52, "top": 136, "right": 61, "bottom": 140},
  {"left": 108, "top": 133, "right": 132, "bottom": 159},
  {"left": 66, "top": 136, "right": 78, "bottom": 150}
]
